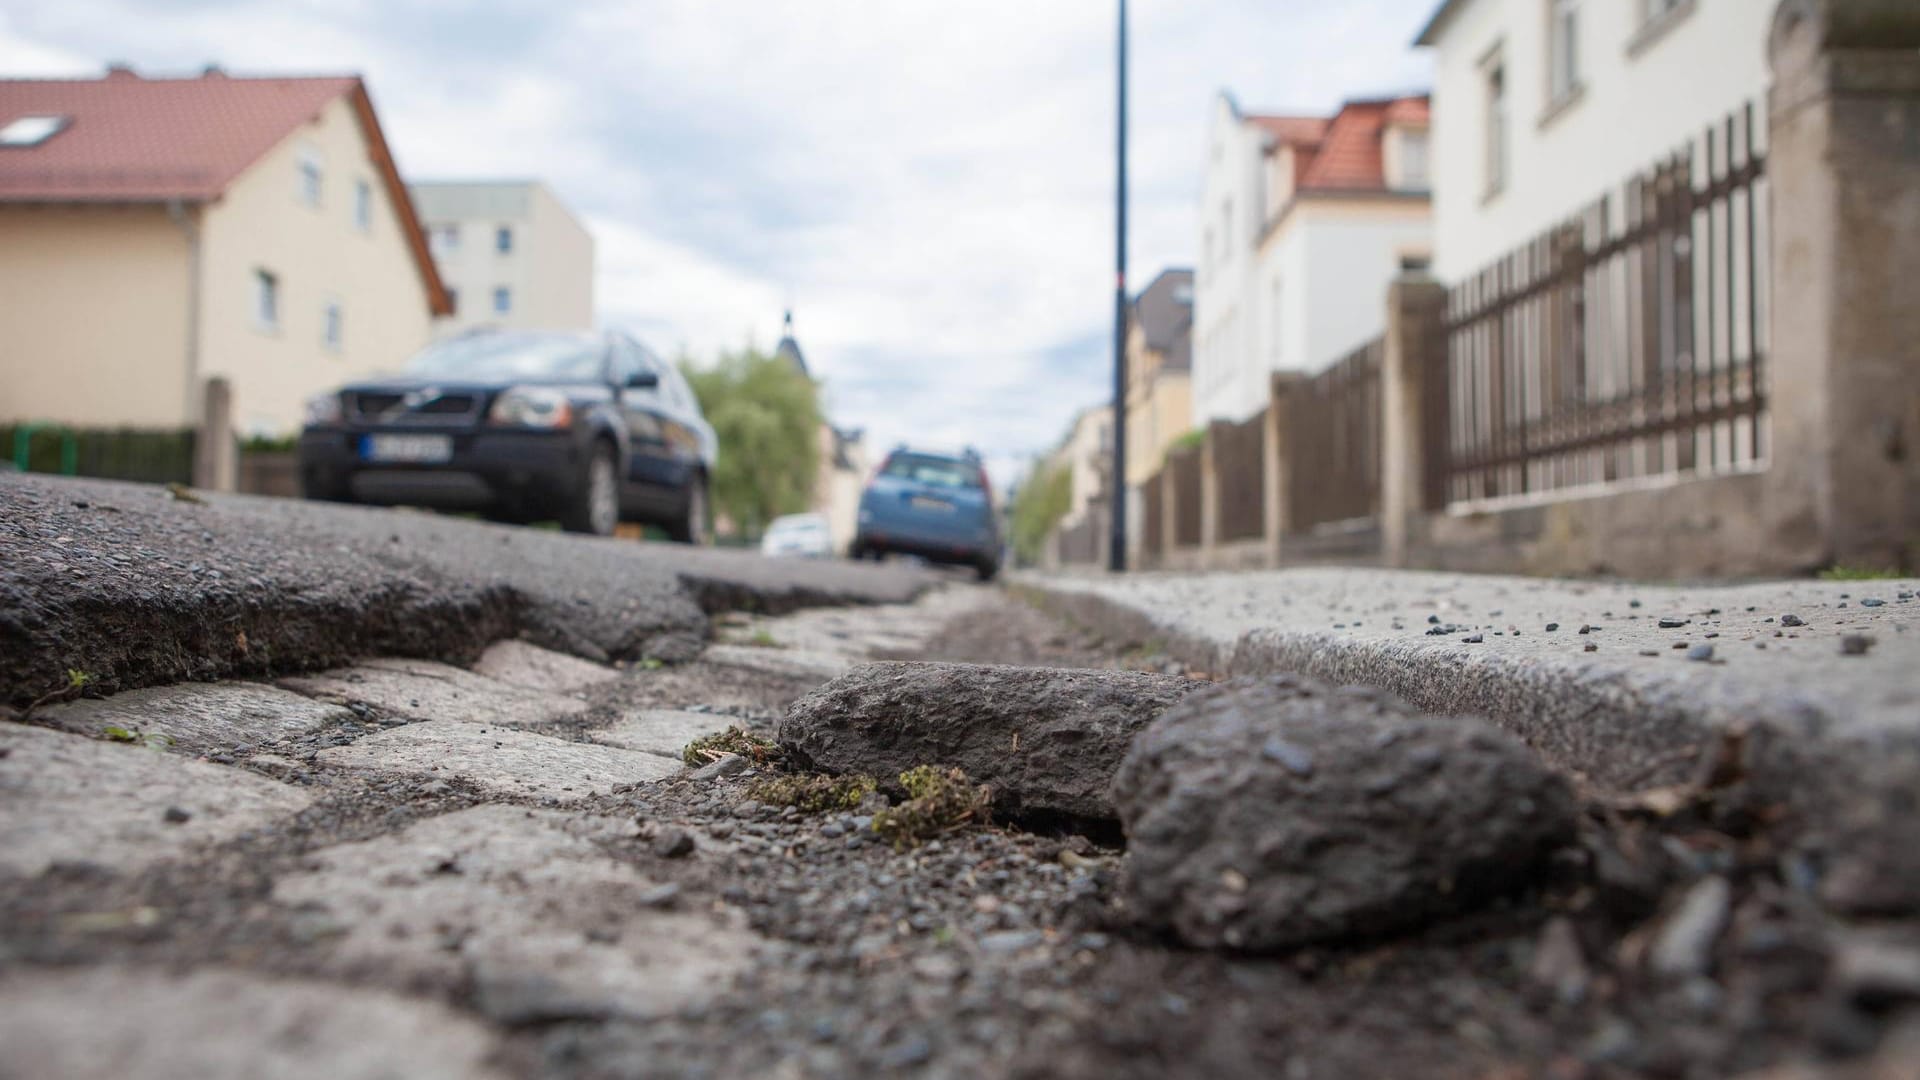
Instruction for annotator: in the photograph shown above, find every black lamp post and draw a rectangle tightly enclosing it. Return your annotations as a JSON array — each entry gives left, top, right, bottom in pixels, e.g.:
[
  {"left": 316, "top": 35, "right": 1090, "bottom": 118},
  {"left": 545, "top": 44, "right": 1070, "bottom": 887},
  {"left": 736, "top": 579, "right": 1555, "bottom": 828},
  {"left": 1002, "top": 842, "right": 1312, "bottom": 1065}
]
[{"left": 1108, "top": 0, "right": 1129, "bottom": 573}]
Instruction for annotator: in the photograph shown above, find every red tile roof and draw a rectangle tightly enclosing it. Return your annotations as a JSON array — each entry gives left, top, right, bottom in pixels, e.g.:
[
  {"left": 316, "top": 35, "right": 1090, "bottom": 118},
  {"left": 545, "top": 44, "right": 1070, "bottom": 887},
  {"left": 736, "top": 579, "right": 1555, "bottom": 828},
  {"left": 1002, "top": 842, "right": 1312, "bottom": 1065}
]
[
  {"left": 1256, "top": 94, "right": 1429, "bottom": 194},
  {"left": 0, "top": 69, "right": 359, "bottom": 202},
  {"left": 0, "top": 69, "right": 449, "bottom": 314}
]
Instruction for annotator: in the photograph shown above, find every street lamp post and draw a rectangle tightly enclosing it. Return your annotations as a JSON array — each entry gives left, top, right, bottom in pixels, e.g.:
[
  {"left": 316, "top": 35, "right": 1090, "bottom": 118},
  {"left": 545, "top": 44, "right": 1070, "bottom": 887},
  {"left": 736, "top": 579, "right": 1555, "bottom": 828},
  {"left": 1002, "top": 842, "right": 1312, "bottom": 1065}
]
[{"left": 1108, "top": 0, "right": 1129, "bottom": 573}]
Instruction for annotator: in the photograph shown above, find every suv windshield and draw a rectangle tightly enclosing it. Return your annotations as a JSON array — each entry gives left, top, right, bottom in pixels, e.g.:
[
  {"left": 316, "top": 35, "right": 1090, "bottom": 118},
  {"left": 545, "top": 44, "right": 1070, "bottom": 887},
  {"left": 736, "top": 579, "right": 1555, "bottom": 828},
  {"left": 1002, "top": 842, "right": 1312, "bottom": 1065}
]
[
  {"left": 882, "top": 453, "right": 983, "bottom": 490},
  {"left": 403, "top": 333, "right": 604, "bottom": 381}
]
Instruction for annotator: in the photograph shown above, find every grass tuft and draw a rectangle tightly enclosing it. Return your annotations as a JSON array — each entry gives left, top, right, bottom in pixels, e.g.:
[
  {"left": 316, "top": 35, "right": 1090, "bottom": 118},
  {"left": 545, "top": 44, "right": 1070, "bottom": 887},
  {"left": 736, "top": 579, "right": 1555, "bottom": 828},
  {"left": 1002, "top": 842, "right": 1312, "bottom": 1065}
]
[
  {"left": 871, "top": 765, "right": 993, "bottom": 850},
  {"left": 747, "top": 772, "right": 877, "bottom": 813}
]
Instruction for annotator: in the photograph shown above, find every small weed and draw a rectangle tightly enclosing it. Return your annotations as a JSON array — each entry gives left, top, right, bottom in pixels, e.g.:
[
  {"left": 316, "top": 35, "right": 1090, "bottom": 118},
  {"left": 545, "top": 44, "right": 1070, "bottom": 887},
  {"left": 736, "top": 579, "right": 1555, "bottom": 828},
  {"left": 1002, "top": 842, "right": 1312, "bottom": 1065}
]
[
  {"left": 747, "top": 772, "right": 877, "bottom": 813},
  {"left": 871, "top": 765, "right": 993, "bottom": 850},
  {"left": 12, "top": 668, "right": 96, "bottom": 722},
  {"left": 638, "top": 657, "right": 666, "bottom": 671},
  {"left": 1818, "top": 564, "right": 1903, "bottom": 582},
  {"left": 743, "top": 629, "right": 781, "bottom": 649},
  {"left": 682, "top": 726, "right": 785, "bottom": 768},
  {"left": 100, "top": 724, "right": 172, "bottom": 750}
]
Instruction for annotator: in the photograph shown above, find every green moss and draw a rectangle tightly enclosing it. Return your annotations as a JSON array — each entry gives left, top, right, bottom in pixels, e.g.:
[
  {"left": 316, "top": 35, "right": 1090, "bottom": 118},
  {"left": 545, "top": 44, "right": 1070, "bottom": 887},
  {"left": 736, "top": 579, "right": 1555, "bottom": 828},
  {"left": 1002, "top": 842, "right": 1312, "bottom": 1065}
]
[
  {"left": 747, "top": 772, "right": 877, "bottom": 813},
  {"left": 871, "top": 765, "right": 993, "bottom": 850},
  {"left": 682, "top": 726, "right": 785, "bottom": 768},
  {"left": 1818, "top": 563, "right": 1903, "bottom": 581}
]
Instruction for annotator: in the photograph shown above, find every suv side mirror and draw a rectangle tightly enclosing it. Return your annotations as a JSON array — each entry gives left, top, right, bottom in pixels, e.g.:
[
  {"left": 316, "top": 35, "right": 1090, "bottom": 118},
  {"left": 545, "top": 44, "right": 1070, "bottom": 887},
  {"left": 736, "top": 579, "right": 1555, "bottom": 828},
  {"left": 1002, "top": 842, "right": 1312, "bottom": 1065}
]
[{"left": 625, "top": 370, "right": 660, "bottom": 389}]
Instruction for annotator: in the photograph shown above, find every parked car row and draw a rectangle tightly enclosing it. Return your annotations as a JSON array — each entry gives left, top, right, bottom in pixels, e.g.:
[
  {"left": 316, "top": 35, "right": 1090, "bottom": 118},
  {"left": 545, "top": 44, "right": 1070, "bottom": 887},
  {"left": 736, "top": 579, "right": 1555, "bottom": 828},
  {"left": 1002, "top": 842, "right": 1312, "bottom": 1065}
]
[
  {"left": 298, "top": 329, "right": 715, "bottom": 540},
  {"left": 297, "top": 329, "right": 1003, "bottom": 573}
]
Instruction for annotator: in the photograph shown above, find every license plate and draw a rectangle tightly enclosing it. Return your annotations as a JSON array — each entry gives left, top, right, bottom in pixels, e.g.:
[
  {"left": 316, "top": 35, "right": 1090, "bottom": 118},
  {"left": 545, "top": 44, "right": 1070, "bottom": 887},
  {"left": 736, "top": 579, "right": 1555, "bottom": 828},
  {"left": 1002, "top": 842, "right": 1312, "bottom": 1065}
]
[
  {"left": 361, "top": 434, "right": 452, "bottom": 463},
  {"left": 910, "top": 496, "right": 954, "bottom": 512}
]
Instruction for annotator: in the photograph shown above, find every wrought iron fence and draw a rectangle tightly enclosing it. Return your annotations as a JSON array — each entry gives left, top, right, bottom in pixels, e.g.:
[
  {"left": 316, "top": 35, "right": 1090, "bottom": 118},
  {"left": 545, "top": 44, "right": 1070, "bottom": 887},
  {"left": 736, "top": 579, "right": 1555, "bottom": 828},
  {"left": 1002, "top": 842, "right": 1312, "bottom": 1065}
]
[
  {"left": 1286, "top": 338, "right": 1383, "bottom": 532},
  {"left": 1439, "top": 103, "right": 1768, "bottom": 504}
]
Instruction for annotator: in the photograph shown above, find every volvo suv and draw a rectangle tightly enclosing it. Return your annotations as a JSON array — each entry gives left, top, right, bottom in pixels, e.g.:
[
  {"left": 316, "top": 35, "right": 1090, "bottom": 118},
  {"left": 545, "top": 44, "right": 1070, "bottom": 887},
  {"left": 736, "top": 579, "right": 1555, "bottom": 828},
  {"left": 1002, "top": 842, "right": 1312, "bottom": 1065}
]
[{"left": 297, "top": 329, "right": 715, "bottom": 540}]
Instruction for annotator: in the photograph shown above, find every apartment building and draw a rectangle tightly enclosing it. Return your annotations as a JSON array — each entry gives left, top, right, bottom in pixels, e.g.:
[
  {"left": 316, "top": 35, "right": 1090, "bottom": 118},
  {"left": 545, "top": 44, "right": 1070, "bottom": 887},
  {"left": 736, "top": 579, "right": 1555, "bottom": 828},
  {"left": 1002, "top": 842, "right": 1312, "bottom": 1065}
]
[
  {"left": 410, "top": 180, "right": 594, "bottom": 335},
  {"left": 1192, "top": 92, "right": 1432, "bottom": 425}
]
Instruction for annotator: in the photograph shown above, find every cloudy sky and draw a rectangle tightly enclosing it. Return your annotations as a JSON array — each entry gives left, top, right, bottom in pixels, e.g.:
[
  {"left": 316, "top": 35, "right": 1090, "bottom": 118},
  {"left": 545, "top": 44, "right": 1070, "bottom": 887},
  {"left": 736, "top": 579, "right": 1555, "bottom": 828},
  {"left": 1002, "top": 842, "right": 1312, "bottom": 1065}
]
[{"left": 1, "top": 0, "right": 1434, "bottom": 482}]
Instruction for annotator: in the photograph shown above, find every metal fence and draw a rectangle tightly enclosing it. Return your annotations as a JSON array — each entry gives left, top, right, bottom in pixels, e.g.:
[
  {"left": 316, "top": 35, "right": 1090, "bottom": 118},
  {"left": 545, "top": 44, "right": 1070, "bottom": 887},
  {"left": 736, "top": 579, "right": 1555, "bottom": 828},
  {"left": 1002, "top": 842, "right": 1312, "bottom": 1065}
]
[
  {"left": 1439, "top": 103, "right": 1768, "bottom": 504},
  {"left": 1286, "top": 338, "right": 1383, "bottom": 533},
  {"left": 1214, "top": 413, "right": 1267, "bottom": 542}
]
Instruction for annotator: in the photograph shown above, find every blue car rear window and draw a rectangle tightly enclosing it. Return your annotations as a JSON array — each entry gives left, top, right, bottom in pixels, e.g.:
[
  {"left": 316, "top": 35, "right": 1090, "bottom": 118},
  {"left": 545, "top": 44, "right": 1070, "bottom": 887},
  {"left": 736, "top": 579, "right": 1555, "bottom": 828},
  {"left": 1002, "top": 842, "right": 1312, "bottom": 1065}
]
[{"left": 882, "top": 454, "right": 982, "bottom": 490}]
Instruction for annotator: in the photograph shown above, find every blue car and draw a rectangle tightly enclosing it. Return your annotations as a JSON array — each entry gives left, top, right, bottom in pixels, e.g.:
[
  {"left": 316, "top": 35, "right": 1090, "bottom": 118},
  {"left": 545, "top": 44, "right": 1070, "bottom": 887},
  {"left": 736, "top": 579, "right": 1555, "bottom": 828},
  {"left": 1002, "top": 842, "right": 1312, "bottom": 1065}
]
[{"left": 852, "top": 447, "right": 1000, "bottom": 580}]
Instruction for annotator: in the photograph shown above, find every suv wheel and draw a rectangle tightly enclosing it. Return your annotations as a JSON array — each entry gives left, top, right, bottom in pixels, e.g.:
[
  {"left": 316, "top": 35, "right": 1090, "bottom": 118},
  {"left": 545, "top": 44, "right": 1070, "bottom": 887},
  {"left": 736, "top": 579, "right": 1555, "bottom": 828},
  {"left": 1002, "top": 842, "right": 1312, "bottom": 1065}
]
[
  {"left": 562, "top": 443, "right": 619, "bottom": 536},
  {"left": 668, "top": 473, "right": 709, "bottom": 545}
]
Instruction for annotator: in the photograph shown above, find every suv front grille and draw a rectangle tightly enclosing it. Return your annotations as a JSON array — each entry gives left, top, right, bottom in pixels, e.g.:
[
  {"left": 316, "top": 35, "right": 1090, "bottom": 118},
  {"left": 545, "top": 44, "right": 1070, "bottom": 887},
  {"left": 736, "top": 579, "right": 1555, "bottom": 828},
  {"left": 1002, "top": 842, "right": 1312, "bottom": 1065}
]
[{"left": 350, "top": 390, "right": 482, "bottom": 425}]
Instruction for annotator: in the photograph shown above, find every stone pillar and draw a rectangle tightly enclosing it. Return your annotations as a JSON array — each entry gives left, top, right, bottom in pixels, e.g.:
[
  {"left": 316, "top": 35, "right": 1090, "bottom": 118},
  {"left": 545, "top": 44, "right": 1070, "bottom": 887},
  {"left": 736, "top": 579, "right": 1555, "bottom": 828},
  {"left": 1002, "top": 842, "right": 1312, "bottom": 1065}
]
[
  {"left": 1199, "top": 419, "right": 1227, "bottom": 563},
  {"left": 1159, "top": 462, "right": 1179, "bottom": 567},
  {"left": 1263, "top": 373, "right": 1304, "bottom": 567},
  {"left": 1767, "top": 0, "right": 1920, "bottom": 572},
  {"left": 1381, "top": 272, "right": 1450, "bottom": 568},
  {"left": 192, "top": 376, "right": 236, "bottom": 493}
]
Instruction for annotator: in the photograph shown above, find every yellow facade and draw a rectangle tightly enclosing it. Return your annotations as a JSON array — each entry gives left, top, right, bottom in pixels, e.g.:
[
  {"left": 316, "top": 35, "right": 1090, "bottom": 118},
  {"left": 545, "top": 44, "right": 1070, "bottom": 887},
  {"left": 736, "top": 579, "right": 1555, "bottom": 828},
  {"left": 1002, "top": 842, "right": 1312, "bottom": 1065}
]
[
  {"left": 1123, "top": 321, "right": 1194, "bottom": 489},
  {"left": 0, "top": 95, "right": 434, "bottom": 436}
]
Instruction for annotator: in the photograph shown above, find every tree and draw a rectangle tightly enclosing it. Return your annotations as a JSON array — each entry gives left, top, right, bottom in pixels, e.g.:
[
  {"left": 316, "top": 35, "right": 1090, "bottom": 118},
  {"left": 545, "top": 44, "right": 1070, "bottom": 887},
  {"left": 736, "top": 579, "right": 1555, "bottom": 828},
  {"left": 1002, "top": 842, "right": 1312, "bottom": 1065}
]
[
  {"left": 680, "top": 347, "right": 822, "bottom": 538},
  {"left": 1009, "top": 458, "right": 1074, "bottom": 565}
]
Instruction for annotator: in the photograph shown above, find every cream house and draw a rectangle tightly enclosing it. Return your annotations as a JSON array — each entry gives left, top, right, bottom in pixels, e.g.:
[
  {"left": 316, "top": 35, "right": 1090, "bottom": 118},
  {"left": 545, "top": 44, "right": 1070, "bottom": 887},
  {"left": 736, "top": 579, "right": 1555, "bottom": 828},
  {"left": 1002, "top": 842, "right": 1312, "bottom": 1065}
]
[
  {"left": 1123, "top": 268, "right": 1195, "bottom": 491},
  {"left": 411, "top": 180, "right": 594, "bottom": 335},
  {"left": 0, "top": 67, "right": 449, "bottom": 437},
  {"left": 1193, "top": 92, "right": 1432, "bottom": 425},
  {"left": 1416, "top": 0, "right": 1773, "bottom": 280}
]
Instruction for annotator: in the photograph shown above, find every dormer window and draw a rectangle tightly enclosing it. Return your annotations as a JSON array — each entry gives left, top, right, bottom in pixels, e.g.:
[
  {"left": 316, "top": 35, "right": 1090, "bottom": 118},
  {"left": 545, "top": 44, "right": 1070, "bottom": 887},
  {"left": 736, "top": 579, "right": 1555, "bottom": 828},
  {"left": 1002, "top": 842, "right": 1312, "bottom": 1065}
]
[{"left": 0, "top": 115, "right": 68, "bottom": 147}]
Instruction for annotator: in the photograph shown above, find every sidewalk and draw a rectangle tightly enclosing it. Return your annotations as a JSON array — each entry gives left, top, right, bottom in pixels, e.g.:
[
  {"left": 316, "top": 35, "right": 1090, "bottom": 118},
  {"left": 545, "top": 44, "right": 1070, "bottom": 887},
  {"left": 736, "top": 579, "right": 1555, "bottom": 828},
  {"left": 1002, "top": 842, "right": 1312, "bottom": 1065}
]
[{"left": 1021, "top": 566, "right": 1920, "bottom": 907}]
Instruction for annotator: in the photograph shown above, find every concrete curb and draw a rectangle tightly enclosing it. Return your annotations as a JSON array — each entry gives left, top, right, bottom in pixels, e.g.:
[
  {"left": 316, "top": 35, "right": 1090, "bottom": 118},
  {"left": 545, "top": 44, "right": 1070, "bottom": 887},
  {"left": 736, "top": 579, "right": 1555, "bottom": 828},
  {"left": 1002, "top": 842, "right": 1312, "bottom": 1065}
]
[{"left": 1015, "top": 569, "right": 1920, "bottom": 912}]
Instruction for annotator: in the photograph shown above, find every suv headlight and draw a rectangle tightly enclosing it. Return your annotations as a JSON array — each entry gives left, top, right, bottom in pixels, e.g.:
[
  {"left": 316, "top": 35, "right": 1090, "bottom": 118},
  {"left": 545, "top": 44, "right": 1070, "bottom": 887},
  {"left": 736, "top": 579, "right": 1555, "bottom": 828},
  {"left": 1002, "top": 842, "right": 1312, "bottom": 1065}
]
[
  {"left": 304, "top": 392, "right": 343, "bottom": 426},
  {"left": 488, "top": 386, "right": 574, "bottom": 428}
]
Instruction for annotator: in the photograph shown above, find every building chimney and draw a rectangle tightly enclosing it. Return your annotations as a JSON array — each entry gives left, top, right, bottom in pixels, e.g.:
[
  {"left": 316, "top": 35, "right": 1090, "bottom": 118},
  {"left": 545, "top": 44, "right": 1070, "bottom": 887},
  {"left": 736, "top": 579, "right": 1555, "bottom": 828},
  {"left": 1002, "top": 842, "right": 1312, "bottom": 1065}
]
[
  {"left": 104, "top": 62, "right": 137, "bottom": 80},
  {"left": 202, "top": 63, "right": 226, "bottom": 78}
]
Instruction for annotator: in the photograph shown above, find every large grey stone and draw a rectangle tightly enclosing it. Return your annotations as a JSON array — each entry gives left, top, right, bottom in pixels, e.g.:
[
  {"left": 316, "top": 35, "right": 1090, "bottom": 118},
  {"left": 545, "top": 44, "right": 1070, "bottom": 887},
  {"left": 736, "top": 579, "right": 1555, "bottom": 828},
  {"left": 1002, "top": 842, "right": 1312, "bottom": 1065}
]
[
  {"left": 588, "top": 708, "right": 730, "bottom": 760},
  {"left": 39, "top": 681, "right": 352, "bottom": 755},
  {"left": 280, "top": 657, "right": 589, "bottom": 727},
  {"left": 0, "top": 966, "right": 506, "bottom": 1080},
  {"left": 272, "top": 805, "right": 760, "bottom": 1024},
  {"left": 0, "top": 724, "right": 313, "bottom": 878},
  {"left": 314, "top": 722, "right": 678, "bottom": 801},
  {"left": 473, "top": 639, "right": 618, "bottom": 694},
  {"left": 778, "top": 661, "right": 1205, "bottom": 824},
  {"left": 1111, "top": 675, "right": 1576, "bottom": 951}
]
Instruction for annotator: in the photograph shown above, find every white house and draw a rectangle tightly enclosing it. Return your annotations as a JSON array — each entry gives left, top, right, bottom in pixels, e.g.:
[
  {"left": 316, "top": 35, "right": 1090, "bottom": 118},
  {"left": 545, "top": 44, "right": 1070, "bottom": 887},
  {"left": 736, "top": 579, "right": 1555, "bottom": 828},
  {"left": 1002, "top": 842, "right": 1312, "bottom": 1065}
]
[
  {"left": 1192, "top": 93, "right": 1432, "bottom": 425},
  {"left": 1416, "top": 0, "right": 1774, "bottom": 280},
  {"left": 410, "top": 180, "right": 595, "bottom": 335}
]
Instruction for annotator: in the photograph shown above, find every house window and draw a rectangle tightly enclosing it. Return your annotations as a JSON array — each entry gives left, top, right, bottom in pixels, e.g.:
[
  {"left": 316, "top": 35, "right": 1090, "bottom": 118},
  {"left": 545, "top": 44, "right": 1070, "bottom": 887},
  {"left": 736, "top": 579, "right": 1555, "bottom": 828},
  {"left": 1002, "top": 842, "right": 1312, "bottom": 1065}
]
[
  {"left": 1642, "top": 0, "right": 1684, "bottom": 24},
  {"left": 432, "top": 224, "right": 460, "bottom": 253},
  {"left": 446, "top": 287, "right": 459, "bottom": 315},
  {"left": 354, "top": 179, "right": 372, "bottom": 232},
  {"left": 297, "top": 146, "right": 323, "bottom": 207},
  {"left": 322, "top": 301, "right": 343, "bottom": 351},
  {"left": 1220, "top": 198, "right": 1233, "bottom": 259},
  {"left": 493, "top": 287, "right": 512, "bottom": 315},
  {"left": 1547, "top": 0, "right": 1582, "bottom": 106},
  {"left": 1483, "top": 52, "right": 1509, "bottom": 197},
  {"left": 495, "top": 225, "right": 513, "bottom": 254},
  {"left": 254, "top": 269, "right": 280, "bottom": 331},
  {"left": 0, "top": 114, "right": 67, "bottom": 146},
  {"left": 1396, "top": 130, "right": 1430, "bottom": 190},
  {"left": 1269, "top": 277, "right": 1283, "bottom": 365}
]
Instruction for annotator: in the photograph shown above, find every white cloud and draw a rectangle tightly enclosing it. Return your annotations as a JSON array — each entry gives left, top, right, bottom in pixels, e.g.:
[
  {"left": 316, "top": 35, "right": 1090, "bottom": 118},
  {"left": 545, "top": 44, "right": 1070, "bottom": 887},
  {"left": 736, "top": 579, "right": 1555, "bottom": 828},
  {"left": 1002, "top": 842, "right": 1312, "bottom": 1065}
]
[{"left": 2, "top": 0, "right": 1435, "bottom": 471}]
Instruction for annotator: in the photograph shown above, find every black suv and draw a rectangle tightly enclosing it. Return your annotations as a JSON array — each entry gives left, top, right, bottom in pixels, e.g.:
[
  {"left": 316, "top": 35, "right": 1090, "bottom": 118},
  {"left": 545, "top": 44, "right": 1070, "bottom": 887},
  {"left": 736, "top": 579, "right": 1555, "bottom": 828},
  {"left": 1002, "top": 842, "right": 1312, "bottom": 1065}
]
[{"left": 298, "top": 329, "right": 716, "bottom": 540}]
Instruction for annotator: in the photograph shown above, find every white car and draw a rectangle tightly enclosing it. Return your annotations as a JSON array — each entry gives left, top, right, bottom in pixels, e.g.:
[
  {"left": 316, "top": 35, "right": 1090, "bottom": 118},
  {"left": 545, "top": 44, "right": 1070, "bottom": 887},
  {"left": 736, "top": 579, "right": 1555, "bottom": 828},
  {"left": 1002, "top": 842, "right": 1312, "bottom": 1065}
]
[{"left": 760, "top": 512, "right": 834, "bottom": 559}]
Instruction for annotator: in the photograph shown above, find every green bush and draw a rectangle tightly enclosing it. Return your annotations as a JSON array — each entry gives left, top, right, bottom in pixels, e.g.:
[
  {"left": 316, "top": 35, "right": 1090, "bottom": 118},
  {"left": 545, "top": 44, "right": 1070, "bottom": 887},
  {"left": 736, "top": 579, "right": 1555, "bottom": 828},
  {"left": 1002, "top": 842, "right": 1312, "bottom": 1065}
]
[{"left": 1009, "top": 460, "right": 1074, "bottom": 565}]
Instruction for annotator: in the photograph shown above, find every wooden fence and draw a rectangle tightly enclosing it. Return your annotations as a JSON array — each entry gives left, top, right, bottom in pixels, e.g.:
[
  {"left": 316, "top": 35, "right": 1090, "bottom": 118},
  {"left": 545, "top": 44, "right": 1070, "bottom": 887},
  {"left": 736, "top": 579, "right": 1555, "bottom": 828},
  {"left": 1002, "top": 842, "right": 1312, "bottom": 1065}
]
[
  {"left": 1169, "top": 447, "right": 1202, "bottom": 548},
  {"left": 1286, "top": 338, "right": 1383, "bottom": 533},
  {"left": 1438, "top": 104, "right": 1768, "bottom": 504},
  {"left": 1214, "top": 412, "right": 1266, "bottom": 542}
]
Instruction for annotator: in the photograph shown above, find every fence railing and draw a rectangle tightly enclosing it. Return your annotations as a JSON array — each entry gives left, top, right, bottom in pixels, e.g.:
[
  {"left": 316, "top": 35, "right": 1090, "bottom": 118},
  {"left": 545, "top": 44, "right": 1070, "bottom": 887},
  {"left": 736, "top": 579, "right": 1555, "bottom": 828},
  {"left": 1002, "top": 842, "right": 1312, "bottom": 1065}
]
[
  {"left": 1438, "top": 103, "right": 1768, "bottom": 504},
  {"left": 1287, "top": 338, "right": 1383, "bottom": 533}
]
